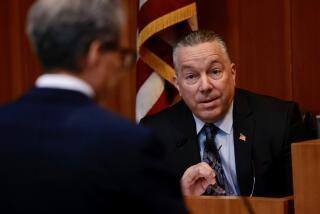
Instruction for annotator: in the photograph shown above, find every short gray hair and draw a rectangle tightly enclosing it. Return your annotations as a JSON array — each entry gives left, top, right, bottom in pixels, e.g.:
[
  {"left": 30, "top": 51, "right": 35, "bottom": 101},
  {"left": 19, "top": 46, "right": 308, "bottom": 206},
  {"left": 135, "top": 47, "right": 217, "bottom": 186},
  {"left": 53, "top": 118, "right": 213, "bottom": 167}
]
[
  {"left": 172, "top": 30, "right": 231, "bottom": 72},
  {"left": 27, "top": 0, "right": 122, "bottom": 72}
]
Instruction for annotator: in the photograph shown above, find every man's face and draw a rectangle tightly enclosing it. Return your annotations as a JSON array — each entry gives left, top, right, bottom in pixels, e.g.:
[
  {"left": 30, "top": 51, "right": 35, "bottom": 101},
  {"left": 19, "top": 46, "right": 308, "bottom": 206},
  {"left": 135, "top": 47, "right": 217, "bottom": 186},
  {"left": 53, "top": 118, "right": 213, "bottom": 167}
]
[
  {"left": 173, "top": 41, "right": 236, "bottom": 123},
  {"left": 87, "top": 26, "right": 133, "bottom": 96}
]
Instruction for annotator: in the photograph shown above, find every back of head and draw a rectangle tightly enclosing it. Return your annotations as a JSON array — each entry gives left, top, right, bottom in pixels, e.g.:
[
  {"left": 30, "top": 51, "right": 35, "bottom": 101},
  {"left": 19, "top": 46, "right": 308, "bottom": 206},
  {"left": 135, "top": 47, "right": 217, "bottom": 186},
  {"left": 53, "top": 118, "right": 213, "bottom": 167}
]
[
  {"left": 172, "top": 30, "right": 231, "bottom": 71},
  {"left": 26, "top": 0, "right": 122, "bottom": 73}
]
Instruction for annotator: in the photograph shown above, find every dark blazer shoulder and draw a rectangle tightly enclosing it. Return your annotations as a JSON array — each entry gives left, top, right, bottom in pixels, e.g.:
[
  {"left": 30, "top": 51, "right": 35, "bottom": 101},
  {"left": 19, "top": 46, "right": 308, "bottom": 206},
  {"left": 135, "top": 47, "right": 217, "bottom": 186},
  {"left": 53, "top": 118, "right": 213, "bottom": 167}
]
[
  {"left": 139, "top": 100, "right": 197, "bottom": 142},
  {"left": 234, "top": 88, "right": 301, "bottom": 119},
  {"left": 235, "top": 88, "right": 298, "bottom": 107},
  {"left": 235, "top": 88, "right": 305, "bottom": 139},
  {"left": 140, "top": 101, "right": 189, "bottom": 125}
]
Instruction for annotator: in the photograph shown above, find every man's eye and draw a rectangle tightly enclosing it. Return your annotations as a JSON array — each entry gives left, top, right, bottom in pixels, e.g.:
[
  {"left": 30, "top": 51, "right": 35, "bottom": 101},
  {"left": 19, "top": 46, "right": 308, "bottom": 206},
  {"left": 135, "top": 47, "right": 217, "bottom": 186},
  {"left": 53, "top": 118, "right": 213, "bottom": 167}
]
[
  {"left": 211, "top": 69, "right": 220, "bottom": 74},
  {"left": 186, "top": 74, "right": 195, "bottom": 79},
  {"left": 209, "top": 69, "right": 223, "bottom": 79},
  {"left": 183, "top": 73, "right": 199, "bottom": 84}
]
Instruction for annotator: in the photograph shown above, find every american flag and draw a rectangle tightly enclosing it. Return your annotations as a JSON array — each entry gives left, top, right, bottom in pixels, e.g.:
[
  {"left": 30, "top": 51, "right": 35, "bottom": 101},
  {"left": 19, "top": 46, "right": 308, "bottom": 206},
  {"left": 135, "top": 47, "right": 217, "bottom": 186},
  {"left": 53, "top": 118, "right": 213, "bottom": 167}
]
[{"left": 136, "top": 0, "right": 198, "bottom": 122}]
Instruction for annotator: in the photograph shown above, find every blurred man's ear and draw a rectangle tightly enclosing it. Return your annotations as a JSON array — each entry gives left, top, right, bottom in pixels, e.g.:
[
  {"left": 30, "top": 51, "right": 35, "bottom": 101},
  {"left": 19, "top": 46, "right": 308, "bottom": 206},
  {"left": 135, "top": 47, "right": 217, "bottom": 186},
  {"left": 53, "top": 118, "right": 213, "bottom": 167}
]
[{"left": 86, "top": 40, "right": 103, "bottom": 68}]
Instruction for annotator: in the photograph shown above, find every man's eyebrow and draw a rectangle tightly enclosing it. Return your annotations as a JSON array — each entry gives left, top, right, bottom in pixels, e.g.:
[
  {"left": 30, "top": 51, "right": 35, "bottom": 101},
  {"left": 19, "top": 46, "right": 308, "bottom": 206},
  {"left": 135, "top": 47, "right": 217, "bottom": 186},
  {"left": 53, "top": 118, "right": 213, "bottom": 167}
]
[
  {"left": 180, "top": 64, "right": 196, "bottom": 71},
  {"left": 179, "top": 59, "right": 223, "bottom": 71},
  {"left": 208, "top": 60, "right": 222, "bottom": 66}
]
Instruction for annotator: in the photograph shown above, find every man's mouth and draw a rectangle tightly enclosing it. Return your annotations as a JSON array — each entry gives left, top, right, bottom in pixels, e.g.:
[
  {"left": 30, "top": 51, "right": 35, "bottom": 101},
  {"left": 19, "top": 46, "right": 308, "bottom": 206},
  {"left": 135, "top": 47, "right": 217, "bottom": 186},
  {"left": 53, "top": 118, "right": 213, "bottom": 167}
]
[
  {"left": 199, "top": 97, "right": 218, "bottom": 103},
  {"left": 197, "top": 97, "right": 220, "bottom": 109}
]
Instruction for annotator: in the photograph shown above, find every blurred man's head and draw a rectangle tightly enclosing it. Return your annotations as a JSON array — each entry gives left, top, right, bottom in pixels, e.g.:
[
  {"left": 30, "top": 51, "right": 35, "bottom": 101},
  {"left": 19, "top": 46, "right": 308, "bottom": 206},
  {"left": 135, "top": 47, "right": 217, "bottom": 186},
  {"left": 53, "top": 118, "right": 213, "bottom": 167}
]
[
  {"left": 173, "top": 30, "right": 236, "bottom": 123},
  {"left": 27, "top": 0, "right": 135, "bottom": 94}
]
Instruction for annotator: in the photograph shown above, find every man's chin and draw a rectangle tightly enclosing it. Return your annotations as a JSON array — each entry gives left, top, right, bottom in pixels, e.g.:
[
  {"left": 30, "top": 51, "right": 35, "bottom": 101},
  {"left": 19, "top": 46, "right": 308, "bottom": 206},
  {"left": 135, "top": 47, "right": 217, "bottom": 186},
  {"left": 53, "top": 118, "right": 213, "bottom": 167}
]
[{"left": 197, "top": 111, "right": 222, "bottom": 123}]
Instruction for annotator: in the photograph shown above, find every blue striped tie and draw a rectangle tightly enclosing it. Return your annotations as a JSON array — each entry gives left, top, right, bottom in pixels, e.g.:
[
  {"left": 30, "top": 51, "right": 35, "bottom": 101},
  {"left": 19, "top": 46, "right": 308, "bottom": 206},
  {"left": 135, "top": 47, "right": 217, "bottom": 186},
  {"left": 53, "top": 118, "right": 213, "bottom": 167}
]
[{"left": 203, "top": 123, "right": 234, "bottom": 195}]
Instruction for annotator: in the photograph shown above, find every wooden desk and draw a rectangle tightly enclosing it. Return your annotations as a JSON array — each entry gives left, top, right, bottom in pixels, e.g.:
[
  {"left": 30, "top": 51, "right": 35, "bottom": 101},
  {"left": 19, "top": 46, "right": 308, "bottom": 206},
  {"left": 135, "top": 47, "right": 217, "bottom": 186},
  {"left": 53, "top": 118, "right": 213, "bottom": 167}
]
[
  {"left": 292, "top": 140, "right": 320, "bottom": 214},
  {"left": 184, "top": 196, "right": 293, "bottom": 214}
]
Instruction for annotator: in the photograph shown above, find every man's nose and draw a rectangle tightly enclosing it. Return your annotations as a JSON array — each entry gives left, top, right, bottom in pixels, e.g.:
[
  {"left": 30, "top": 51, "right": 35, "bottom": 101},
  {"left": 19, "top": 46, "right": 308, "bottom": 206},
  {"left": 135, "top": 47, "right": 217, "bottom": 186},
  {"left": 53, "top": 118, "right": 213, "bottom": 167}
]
[{"left": 199, "top": 74, "right": 213, "bottom": 93}]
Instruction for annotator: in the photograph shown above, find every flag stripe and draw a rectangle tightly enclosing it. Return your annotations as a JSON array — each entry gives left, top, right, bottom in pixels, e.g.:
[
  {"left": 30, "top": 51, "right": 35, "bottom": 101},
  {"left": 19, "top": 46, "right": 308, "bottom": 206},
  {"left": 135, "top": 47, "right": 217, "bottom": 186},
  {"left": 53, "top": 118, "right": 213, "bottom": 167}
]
[
  {"left": 146, "top": 90, "right": 169, "bottom": 116},
  {"left": 136, "top": 71, "right": 164, "bottom": 121},
  {"left": 136, "top": 59, "right": 153, "bottom": 89},
  {"left": 144, "top": 35, "right": 174, "bottom": 67},
  {"left": 136, "top": 0, "right": 198, "bottom": 121},
  {"left": 138, "top": 2, "right": 197, "bottom": 49},
  {"left": 139, "top": 0, "right": 148, "bottom": 10},
  {"left": 140, "top": 46, "right": 175, "bottom": 85},
  {"left": 144, "top": 21, "right": 193, "bottom": 66},
  {"left": 138, "top": 0, "right": 194, "bottom": 31}
]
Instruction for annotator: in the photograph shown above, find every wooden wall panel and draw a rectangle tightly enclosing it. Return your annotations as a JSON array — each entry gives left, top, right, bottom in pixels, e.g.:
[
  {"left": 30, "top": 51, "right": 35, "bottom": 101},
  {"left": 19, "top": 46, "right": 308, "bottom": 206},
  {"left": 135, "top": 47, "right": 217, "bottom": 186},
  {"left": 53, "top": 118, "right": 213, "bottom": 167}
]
[
  {"left": 0, "top": 0, "right": 41, "bottom": 104},
  {"left": 196, "top": 0, "right": 229, "bottom": 41},
  {"left": 197, "top": 0, "right": 320, "bottom": 113},
  {"left": 291, "top": 0, "right": 320, "bottom": 113},
  {"left": 99, "top": 0, "right": 138, "bottom": 120},
  {"left": 0, "top": 0, "right": 138, "bottom": 120},
  {"left": 197, "top": 0, "right": 293, "bottom": 100},
  {"left": 1, "top": 0, "right": 319, "bottom": 120},
  {"left": 236, "top": 0, "right": 292, "bottom": 101}
]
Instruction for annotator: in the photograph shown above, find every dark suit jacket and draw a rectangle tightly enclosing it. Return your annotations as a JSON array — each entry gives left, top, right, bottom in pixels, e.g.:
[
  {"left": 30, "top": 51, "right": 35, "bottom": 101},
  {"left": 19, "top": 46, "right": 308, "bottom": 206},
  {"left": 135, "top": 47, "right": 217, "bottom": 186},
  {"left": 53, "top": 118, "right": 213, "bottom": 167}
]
[
  {"left": 141, "top": 88, "right": 307, "bottom": 197},
  {"left": 0, "top": 88, "right": 187, "bottom": 214}
]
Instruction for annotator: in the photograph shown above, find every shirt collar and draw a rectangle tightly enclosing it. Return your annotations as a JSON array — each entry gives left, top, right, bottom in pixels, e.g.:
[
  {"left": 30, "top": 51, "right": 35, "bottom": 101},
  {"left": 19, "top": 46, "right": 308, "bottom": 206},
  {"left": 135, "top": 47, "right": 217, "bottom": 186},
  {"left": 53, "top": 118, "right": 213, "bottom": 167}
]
[
  {"left": 35, "top": 73, "right": 95, "bottom": 98},
  {"left": 193, "top": 101, "right": 234, "bottom": 135}
]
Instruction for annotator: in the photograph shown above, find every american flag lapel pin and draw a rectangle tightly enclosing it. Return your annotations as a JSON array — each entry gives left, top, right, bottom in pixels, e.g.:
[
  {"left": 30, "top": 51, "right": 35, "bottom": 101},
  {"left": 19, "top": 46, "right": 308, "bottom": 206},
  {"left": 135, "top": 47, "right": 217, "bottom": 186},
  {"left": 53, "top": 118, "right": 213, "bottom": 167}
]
[{"left": 239, "top": 133, "right": 246, "bottom": 142}]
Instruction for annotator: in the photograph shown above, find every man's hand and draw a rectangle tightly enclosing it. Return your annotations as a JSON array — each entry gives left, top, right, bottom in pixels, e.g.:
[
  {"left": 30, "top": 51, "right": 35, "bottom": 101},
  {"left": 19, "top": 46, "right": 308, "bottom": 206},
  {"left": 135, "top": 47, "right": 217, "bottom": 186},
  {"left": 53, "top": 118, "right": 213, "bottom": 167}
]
[{"left": 180, "top": 162, "right": 216, "bottom": 196}]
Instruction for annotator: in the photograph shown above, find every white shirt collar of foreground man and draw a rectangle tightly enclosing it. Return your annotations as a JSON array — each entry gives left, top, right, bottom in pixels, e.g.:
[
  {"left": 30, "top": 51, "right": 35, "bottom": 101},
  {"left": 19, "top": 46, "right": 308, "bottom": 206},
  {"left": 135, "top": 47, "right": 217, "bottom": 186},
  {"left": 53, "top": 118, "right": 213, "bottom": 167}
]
[{"left": 35, "top": 74, "right": 95, "bottom": 98}]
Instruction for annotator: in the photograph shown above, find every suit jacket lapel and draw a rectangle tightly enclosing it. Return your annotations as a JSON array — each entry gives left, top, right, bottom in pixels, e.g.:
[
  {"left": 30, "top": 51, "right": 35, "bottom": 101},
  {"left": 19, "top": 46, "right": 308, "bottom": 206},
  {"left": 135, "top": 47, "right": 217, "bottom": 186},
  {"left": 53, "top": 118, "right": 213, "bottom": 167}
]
[
  {"left": 233, "top": 89, "right": 255, "bottom": 195},
  {"left": 170, "top": 102, "right": 201, "bottom": 170}
]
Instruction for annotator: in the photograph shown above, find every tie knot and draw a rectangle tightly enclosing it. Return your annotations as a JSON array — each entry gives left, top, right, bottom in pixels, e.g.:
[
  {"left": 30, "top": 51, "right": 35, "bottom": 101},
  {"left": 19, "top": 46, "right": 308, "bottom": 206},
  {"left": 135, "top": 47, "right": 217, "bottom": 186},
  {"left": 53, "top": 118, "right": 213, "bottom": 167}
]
[{"left": 204, "top": 123, "right": 219, "bottom": 140}]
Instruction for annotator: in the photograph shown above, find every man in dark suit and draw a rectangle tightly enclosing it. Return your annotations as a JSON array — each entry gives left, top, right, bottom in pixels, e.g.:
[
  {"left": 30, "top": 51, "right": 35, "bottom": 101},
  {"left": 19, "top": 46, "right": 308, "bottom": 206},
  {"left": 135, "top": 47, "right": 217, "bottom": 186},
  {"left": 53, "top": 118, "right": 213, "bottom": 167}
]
[
  {"left": 141, "top": 30, "right": 307, "bottom": 197},
  {"left": 0, "top": 0, "right": 187, "bottom": 213}
]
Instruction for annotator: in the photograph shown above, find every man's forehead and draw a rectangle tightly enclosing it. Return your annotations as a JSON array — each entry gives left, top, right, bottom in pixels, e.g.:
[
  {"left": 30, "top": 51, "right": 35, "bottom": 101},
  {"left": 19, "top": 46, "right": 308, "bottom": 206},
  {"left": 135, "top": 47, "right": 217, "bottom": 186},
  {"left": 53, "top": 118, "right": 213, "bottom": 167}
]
[
  {"left": 178, "top": 41, "right": 222, "bottom": 51},
  {"left": 176, "top": 41, "right": 229, "bottom": 64},
  {"left": 178, "top": 42, "right": 223, "bottom": 56},
  {"left": 178, "top": 51, "right": 224, "bottom": 65}
]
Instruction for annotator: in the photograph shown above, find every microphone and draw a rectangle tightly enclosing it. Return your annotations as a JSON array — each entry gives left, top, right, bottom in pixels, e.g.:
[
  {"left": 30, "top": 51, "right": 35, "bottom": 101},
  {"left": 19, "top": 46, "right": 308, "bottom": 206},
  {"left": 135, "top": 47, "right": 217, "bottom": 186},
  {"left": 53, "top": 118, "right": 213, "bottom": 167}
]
[
  {"left": 240, "top": 160, "right": 256, "bottom": 214},
  {"left": 250, "top": 160, "right": 256, "bottom": 197}
]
